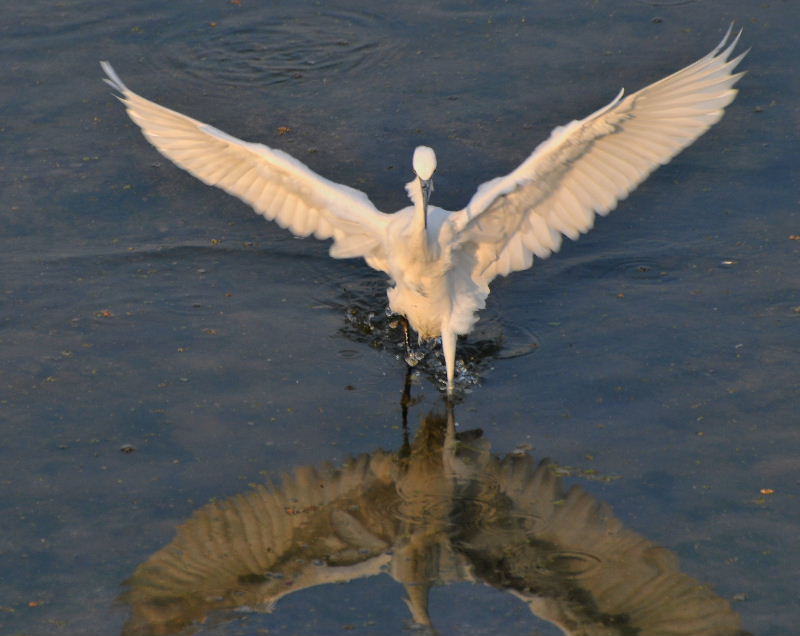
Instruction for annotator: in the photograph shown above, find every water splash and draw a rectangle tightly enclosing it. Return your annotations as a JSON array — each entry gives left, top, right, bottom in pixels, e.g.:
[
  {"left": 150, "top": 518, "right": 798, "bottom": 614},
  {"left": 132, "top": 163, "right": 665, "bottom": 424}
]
[{"left": 330, "top": 277, "right": 539, "bottom": 391}]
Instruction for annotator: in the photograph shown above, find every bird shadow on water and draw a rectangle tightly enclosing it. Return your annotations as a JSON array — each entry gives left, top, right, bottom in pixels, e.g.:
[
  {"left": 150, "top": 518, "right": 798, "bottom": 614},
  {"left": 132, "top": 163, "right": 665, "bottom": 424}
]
[
  {"left": 117, "top": 384, "right": 747, "bottom": 636},
  {"left": 320, "top": 276, "right": 541, "bottom": 394}
]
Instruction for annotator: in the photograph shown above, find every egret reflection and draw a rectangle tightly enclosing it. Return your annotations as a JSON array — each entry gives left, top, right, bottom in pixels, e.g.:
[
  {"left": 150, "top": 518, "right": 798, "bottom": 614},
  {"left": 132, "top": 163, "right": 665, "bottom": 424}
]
[{"left": 121, "top": 406, "right": 744, "bottom": 635}]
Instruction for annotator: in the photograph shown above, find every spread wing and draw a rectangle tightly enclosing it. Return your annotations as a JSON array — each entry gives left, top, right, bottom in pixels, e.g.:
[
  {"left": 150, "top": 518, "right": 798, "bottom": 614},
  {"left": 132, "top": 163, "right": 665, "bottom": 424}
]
[
  {"left": 101, "top": 62, "right": 392, "bottom": 272},
  {"left": 448, "top": 26, "right": 746, "bottom": 284}
]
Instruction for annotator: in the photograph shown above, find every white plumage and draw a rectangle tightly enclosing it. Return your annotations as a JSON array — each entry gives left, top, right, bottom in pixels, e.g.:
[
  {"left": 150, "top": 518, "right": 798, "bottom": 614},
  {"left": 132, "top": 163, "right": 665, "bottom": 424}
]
[{"left": 101, "top": 26, "right": 746, "bottom": 394}]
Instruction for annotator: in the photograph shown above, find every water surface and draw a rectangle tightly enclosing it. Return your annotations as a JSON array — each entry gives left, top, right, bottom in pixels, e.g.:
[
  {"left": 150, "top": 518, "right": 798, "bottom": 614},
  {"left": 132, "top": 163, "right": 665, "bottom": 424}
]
[{"left": 1, "top": 1, "right": 797, "bottom": 634}]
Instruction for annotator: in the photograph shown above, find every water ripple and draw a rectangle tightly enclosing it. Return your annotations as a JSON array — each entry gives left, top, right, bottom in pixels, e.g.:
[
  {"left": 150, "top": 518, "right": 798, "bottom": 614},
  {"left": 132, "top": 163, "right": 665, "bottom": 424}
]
[
  {"left": 326, "top": 277, "right": 539, "bottom": 390},
  {"left": 567, "top": 254, "right": 678, "bottom": 283},
  {"left": 149, "top": 10, "right": 397, "bottom": 87}
]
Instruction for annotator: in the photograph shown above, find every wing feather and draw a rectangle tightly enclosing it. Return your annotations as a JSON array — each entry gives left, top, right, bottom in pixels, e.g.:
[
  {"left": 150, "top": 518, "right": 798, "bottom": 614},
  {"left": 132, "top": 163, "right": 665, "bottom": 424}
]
[
  {"left": 101, "top": 62, "right": 391, "bottom": 271},
  {"left": 450, "top": 26, "right": 746, "bottom": 283}
]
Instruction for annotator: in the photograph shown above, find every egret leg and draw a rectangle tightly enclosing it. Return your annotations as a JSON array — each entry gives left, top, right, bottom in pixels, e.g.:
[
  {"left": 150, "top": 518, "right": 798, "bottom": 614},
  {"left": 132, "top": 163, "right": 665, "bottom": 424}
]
[
  {"left": 394, "top": 315, "right": 414, "bottom": 365},
  {"left": 400, "top": 316, "right": 411, "bottom": 356},
  {"left": 441, "top": 327, "right": 456, "bottom": 394}
]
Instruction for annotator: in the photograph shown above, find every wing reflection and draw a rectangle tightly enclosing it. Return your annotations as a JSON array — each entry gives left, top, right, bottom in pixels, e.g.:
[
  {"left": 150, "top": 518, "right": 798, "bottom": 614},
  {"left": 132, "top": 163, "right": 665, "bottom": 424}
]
[{"left": 121, "top": 405, "right": 745, "bottom": 636}]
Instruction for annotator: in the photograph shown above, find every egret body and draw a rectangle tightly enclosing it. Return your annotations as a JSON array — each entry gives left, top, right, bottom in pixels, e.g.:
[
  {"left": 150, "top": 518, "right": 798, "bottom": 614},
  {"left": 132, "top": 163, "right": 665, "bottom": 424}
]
[{"left": 101, "top": 27, "right": 745, "bottom": 394}]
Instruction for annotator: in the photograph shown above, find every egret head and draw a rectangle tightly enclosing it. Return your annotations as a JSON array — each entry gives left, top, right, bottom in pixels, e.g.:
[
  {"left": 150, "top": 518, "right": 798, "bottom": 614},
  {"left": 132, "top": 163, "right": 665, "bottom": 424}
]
[{"left": 413, "top": 146, "right": 437, "bottom": 181}]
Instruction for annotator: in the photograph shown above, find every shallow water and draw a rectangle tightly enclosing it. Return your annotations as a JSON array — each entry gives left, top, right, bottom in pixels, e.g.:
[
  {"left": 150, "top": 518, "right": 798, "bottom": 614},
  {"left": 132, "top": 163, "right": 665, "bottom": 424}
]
[{"left": 1, "top": 1, "right": 798, "bottom": 634}]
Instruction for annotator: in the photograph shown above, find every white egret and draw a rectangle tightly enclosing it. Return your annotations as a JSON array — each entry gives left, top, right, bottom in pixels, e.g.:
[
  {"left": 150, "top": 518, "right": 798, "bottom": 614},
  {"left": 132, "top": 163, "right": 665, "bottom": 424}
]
[{"left": 101, "top": 26, "right": 745, "bottom": 394}]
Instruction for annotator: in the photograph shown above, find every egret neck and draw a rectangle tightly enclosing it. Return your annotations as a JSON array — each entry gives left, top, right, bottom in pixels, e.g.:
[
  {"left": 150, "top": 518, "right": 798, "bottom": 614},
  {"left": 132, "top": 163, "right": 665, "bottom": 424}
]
[{"left": 415, "top": 176, "right": 432, "bottom": 232}]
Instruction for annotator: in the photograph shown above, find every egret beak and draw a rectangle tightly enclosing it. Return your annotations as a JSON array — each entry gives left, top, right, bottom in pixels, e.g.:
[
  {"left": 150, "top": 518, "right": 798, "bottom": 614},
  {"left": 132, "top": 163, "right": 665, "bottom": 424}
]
[{"left": 419, "top": 176, "right": 433, "bottom": 229}]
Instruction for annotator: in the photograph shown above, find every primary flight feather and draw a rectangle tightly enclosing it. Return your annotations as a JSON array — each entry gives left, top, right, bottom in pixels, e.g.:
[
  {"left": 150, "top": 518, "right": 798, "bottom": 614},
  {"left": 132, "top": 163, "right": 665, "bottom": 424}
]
[{"left": 101, "top": 26, "right": 745, "bottom": 394}]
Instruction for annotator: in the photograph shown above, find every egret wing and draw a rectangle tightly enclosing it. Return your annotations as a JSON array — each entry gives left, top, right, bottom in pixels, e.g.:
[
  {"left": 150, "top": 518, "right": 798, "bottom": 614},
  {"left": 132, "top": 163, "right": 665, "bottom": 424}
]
[
  {"left": 101, "top": 62, "right": 391, "bottom": 272},
  {"left": 448, "top": 27, "right": 746, "bottom": 284}
]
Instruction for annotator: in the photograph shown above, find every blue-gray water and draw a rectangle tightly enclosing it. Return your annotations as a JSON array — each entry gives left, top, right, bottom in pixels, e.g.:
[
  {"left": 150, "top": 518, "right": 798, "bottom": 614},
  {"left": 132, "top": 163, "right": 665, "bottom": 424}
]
[{"left": 1, "top": 1, "right": 798, "bottom": 634}]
